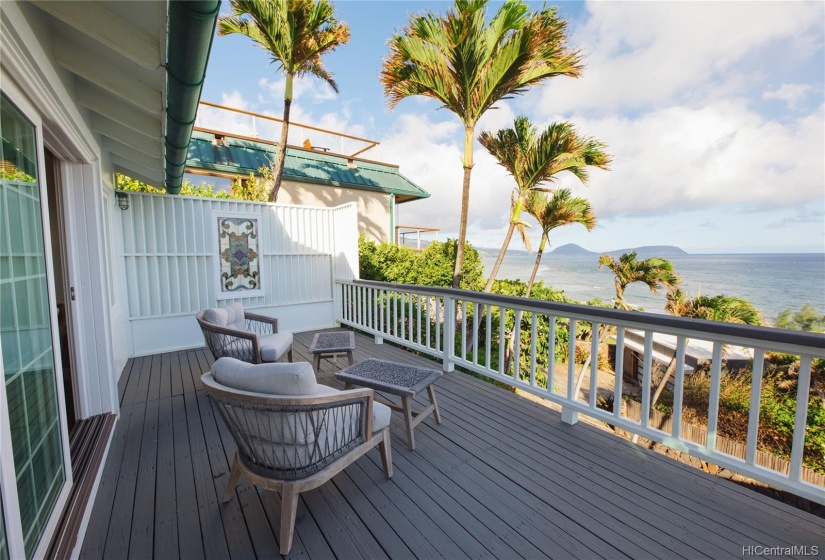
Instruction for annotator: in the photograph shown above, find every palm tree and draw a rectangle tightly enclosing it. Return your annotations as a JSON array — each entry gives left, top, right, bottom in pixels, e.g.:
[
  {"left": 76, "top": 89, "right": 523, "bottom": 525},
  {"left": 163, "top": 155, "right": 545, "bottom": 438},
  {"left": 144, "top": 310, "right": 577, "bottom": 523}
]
[
  {"left": 479, "top": 118, "right": 610, "bottom": 292},
  {"left": 523, "top": 189, "right": 597, "bottom": 297},
  {"left": 574, "top": 253, "right": 681, "bottom": 397},
  {"left": 498, "top": 189, "right": 596, "bottom": 376},
  {"left": 599, "top": 252, "right": 681, "bottom": 311},
  {"left": 218, "top": 0, "right": 350, "bottom": 202},
  {"left": 380, "top": 0, "right": 582, "bottom": 288},
  {"left": 651, "top": 290, "right": 763, "bottom": 406}
]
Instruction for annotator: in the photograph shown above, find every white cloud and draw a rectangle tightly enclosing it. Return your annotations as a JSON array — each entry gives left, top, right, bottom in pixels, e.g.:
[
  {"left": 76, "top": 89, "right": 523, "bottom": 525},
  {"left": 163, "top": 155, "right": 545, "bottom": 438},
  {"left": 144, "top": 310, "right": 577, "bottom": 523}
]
[
  {"left": 764, "top": 84, "right": 814, "bottom": 109},
  {"left": 538, "top": 1, "right": 823, "bottom": 115},
  {"left": 571, "top": 102, "right": 825, "bottom": 218}
]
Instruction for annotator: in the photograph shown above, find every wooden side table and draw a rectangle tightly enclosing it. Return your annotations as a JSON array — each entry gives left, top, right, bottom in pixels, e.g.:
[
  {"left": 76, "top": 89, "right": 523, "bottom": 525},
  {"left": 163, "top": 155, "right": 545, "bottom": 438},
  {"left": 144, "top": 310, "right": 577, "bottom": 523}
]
[
  {"left": 309, "top": 331, "right": 355, "bottom": 377},
  {"left": 336, "top": 358, "right": 442, "bottom": 450}
]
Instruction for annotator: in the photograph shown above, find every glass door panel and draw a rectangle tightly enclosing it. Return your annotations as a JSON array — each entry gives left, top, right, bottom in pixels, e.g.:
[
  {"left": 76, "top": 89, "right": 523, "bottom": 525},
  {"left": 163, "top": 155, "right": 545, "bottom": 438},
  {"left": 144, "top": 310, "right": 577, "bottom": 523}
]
[{"left": 0, "top": 94, "right": 65, "bottom": 558}]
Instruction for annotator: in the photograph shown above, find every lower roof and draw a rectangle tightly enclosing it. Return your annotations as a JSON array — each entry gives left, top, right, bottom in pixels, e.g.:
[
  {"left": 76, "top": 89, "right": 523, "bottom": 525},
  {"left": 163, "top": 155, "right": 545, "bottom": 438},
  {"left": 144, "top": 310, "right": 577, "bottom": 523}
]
[{"left": 185, "top": 130, "right": 430, "bottom": 203}]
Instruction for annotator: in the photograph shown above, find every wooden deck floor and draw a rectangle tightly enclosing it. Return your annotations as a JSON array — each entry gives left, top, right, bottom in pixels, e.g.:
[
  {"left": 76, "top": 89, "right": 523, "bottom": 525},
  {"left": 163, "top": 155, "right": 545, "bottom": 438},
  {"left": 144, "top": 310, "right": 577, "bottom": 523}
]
[{"left": 80, "top": 329, "right": 825, "bottom": 559}]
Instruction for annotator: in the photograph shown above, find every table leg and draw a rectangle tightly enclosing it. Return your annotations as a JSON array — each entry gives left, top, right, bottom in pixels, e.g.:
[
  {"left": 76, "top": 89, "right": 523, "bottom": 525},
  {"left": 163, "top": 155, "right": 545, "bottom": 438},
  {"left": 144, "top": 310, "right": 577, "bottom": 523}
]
[
  {"left": 402, "top": 395, "right": 415, "bottom": 450},
  {"left": 314, "top": 354, "right": 321, "bottom": 372},
  {"left": 427, "top": 385, "right": 442, "bottom": 425},
  {"left": 344, "top": 382, "right": 352, "bottom": 390},
  {"left": 347, "top": 350, "right": 354, "bottom": 366}
]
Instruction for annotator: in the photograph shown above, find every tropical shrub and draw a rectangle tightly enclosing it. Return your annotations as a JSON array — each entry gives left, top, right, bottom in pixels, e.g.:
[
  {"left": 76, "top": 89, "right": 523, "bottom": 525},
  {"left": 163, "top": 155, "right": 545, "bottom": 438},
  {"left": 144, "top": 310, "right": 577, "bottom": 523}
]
[{"left": 117, "top": 174, "right": 232, "bottom": 199}]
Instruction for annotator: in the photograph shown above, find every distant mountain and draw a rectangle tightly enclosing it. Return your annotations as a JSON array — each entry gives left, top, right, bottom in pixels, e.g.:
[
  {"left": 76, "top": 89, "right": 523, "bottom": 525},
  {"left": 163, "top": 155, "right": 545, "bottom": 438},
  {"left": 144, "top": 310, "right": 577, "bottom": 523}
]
[{"left": 550, "top": 243, "right": 688, "bottom": 257}]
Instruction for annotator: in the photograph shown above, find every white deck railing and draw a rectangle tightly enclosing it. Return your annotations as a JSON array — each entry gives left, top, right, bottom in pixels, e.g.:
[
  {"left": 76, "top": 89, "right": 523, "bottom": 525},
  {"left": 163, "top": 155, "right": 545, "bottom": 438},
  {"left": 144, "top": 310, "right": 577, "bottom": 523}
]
[{"left": 335, "top": 279, "right": 825, "bottom": 504}]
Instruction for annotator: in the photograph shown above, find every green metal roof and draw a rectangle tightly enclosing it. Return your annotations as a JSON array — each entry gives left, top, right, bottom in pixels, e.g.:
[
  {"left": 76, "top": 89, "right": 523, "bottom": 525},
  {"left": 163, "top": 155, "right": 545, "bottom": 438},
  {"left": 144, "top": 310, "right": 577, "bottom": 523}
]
[{"left": 186, "top": 131, "right": 430, "bottom": 202}]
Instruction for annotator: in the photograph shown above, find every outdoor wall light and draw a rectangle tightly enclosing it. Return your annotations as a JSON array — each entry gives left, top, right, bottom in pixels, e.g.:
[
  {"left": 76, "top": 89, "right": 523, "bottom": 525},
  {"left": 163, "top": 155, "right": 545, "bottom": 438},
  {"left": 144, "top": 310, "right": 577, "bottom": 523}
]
[{"left": 115, "top": 191, "right": 129, "bottom": 210}]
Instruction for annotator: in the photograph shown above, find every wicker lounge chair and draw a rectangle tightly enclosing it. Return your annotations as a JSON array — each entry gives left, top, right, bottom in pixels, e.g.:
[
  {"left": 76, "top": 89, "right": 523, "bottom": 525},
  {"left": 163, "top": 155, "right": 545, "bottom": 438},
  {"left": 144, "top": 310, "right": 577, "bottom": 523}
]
[
  {"left": 202, "top": 358, "right": 393, "bottom": 555},
  {"left": 197, "top": 302, "right": 293, "bottom": 363}
]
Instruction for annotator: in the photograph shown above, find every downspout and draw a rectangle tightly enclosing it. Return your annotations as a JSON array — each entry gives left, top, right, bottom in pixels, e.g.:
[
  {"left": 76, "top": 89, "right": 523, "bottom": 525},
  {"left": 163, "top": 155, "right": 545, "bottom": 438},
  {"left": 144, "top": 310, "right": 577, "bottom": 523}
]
[
  {"left": 165, "top": 0, "right": 221, "bottom": 194},
  {"left": 389, "top": 193, "right": 396, "bottom": 245}
]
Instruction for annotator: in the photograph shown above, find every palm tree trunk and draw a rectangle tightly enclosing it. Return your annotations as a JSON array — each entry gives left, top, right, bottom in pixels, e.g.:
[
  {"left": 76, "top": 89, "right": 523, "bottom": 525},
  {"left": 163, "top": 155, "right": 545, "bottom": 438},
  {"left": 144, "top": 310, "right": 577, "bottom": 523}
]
[
  {"left": 501, "top": 235, "right": 547, "bottom": 376},
  {"left": 483, "top": 222, "right": 516, "bottom": 292},
  {"left": 269, "top": 73, "right": 293, "bottom": 202},
  {"left": 452, "top": 125, "right": 475, "bottom": 289},
  {"left": 524, "top": 235, "right": 547, "bottom": 298}
]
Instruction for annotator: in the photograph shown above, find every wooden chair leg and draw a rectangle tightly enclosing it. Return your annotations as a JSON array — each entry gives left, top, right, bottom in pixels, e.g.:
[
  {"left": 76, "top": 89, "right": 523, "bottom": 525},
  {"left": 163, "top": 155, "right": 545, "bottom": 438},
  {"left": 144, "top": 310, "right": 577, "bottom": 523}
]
[
  {"left": 279, "top": 484, "right": 299, "bottom": 556},
  {"left": 379, "top": 427, "right": 393, "bottom": 478},
  {"left": 427, "top": 385, "right": 442, "bottom": 425},
  {"left": 402, "top": 396, "right": 415, "bottom": 450},
  {"left": 222, "top": 452, "right": 243, "bottom": 503}
]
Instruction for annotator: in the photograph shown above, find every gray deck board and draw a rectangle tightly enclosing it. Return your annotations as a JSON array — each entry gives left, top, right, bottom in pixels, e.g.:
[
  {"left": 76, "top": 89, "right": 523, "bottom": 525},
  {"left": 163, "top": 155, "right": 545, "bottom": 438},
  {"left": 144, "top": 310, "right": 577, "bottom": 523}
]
[{"left": 81, "top": 329, "right": 825, "bottom": 559}]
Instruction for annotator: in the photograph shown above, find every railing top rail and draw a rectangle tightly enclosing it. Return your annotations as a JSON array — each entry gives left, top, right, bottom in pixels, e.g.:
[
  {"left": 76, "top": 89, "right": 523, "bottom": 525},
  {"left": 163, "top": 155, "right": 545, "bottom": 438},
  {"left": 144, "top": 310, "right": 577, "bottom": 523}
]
[{"left": 343, "top": 279, "right": 825, "bottom": 352}]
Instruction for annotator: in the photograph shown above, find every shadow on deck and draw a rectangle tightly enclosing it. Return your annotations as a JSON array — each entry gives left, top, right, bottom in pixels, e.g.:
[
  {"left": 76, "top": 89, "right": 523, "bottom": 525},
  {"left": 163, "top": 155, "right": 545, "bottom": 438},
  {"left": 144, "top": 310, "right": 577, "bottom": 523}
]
[{"left": 80, "top": 329, "right": 825, "bottom": 559}]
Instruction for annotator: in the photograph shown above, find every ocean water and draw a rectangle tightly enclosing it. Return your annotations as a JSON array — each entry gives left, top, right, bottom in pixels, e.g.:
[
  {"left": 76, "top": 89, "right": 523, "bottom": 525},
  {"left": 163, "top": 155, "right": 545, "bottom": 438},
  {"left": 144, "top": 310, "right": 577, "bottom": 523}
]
[{"left": 480, "top": 252, "right": 825, "bottom": 323}]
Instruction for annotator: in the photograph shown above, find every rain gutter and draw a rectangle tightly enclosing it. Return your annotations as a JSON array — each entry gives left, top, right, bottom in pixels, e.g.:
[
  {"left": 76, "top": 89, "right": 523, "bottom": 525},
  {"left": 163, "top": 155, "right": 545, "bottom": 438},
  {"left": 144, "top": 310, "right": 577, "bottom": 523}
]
[{"left": 165, "top": 0, "right": 221, "bottom": 193}]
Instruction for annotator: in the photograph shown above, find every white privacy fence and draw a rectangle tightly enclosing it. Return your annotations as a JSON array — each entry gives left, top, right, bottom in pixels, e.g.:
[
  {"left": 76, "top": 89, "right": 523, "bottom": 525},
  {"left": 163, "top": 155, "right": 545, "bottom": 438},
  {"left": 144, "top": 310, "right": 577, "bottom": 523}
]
[
  {"left": 336, "top": 279, "right": 825, "bottom": 505},
  {"left": 118, "top": 193, "right": 357, "bottom": 354}
]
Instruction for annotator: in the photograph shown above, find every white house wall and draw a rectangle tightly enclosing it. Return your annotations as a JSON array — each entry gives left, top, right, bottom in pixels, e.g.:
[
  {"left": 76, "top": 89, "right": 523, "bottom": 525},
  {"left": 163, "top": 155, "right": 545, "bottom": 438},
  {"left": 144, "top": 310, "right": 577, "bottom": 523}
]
[
  {"left": 119, "top": 194, "right": 359, "bottom": 357},
  {"left": 1, "top": 2, "right": 119, "bottom": 421}
]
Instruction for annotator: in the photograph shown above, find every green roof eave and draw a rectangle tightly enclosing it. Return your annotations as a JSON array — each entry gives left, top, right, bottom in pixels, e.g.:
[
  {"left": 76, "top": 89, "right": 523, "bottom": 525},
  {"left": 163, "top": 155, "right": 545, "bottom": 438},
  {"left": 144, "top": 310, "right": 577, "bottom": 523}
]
[{"left": 185, "top": 132, "right": 430, "bottom": 200}]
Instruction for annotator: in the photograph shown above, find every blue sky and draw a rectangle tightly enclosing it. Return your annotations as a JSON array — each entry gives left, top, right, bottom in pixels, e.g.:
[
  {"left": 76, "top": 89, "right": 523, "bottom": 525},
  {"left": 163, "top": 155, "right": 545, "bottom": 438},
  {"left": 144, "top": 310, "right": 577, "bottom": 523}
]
[{"left": 201, "top": 1, "right": 825, "bottom": 254}]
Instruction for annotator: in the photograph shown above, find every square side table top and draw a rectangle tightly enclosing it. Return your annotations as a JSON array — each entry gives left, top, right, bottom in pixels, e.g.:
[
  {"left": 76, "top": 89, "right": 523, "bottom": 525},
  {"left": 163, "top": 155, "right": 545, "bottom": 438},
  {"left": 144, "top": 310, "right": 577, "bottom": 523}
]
[
  {"left": 309, "top": 331, "right": 355, "bottom": 354},
  {"left": 336, "top": 358, "right": 442, "bottom": 397}
]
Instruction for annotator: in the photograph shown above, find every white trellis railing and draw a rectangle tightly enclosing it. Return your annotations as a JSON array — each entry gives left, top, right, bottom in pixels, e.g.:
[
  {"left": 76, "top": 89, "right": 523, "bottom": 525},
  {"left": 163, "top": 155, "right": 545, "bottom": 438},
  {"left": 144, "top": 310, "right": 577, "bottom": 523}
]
[{"left": 336, "top": 279, "right": 825, "bottom": 505}]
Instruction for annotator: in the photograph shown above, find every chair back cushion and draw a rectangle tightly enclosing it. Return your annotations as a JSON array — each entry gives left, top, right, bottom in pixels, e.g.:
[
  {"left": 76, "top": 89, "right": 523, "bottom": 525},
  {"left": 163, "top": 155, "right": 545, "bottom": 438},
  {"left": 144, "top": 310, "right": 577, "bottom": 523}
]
[
  {"left": 203, "top": 302, "right": 246, "bottom": 331},
  {"left": 212, "top": 357, "right": 317, "bottom": 396}
]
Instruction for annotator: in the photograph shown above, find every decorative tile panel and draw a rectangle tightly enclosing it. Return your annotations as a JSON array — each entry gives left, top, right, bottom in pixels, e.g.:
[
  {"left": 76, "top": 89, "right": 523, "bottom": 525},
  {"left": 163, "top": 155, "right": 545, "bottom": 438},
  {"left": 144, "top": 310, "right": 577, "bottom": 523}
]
[{"left": 218, "top": 217, "right": 260, "bottom": 293}]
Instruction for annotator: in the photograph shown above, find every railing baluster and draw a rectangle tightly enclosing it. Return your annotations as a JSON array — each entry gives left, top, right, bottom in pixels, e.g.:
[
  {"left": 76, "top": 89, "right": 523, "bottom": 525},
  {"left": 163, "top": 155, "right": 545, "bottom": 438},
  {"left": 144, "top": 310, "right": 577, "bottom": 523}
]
[
  {"left": 408, "top": 293, "right": 414, "bottom": 342},
  {"left": 789, "top": 355, "right": 813, "bottom": 482},
  {"left": 485, "top": 305, "right": 492, "bottom": 371},
  {"left": 513, "top": 310, "right": 521, "bottom": 381},
  {"left": 547, "top": 316, "right": 556, "bottom": 394},
  {"left": 417, "top": 293, "right": 423, "bottom": 346},
  {"left": 567, "top": 320, "right": 577, "bottom": 399},
  {"left": 461, "top": 301, "right": 467, "bottom": 361},
  {"left": 473, "top": 303, "right": 480, "bottom": 365},
  {"left": 372, "top": 288, "right": 377, "bottom": 331},
  {"left": 641, "top": 331, "right": 653, "bottom": 429},
  {"left": 614, "top": 327, "right": 625, "bottom": 419},
  {"left": 435, "top": 296, "right": 440, "bottom": 352},
  {"left": 442, "top": 295, "right": 455, "bottom": 371},
  {"left": 499, "top": 309, "right": 505, "bottom": 376},
  {"left": 530, "top": 313, "right": 537, "bottom": 387},
  {"left": 425, "top": 295, "right": 431, "bottom": 349},
  {"left": 745, "top": 348, "right": 765, "bottom": 466},
  {"left": 671, "top": 336, "right": 687, "bottom": 440},
  {"left": 400, "top": 291, "right": 406, "bottom": 340},
  {"left": 590, "top": 321, "right": 599, "bottom": 409},
  {"left": 706, "top": 342, "right": 724, "bottom": 453}
]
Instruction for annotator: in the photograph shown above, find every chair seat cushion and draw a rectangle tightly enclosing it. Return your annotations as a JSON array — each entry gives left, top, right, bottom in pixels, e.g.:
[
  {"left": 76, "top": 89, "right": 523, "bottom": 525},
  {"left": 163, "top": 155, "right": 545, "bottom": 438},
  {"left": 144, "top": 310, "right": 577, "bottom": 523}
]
[
  {"left": 203, "top": 302, "right": 246, "bottom": 331},
  {"left": 259, "top": 332, "right": 294, "bottom": 362},
  {"left": 315, "top": 385, "right": 391, "bottom": 433},
  {"left": 212, "top": 357, "right": 316, "bottom": 395}
]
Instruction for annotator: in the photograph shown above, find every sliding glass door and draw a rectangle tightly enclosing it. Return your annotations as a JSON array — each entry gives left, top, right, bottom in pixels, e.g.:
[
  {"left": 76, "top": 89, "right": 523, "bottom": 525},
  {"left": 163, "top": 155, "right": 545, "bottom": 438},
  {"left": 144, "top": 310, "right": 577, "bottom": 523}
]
[{"left": 1, "top": 93, "right": 67, "bottom": 558}]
